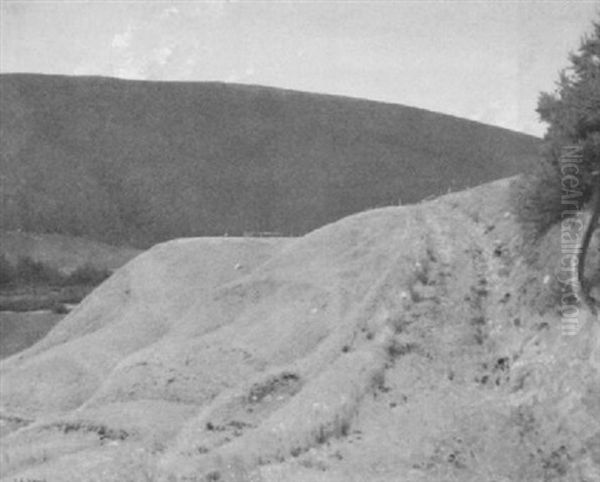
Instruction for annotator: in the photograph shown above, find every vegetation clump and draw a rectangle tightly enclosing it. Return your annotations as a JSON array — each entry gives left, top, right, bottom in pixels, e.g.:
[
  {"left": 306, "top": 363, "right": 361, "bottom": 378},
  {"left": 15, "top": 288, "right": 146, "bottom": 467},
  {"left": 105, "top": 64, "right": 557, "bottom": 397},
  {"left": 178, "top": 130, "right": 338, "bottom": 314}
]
[
  {"left": 515, "top": 19, "right": 599, "bottom": 236},
  {"left": 0, "top": 256, "right": 111, "bottom": 288},
  {"left": 0, "top": 255, "right": 111, "bottom": 311},
  {"left": 514, "top": 19, "right": 600, "bottom": 307}
]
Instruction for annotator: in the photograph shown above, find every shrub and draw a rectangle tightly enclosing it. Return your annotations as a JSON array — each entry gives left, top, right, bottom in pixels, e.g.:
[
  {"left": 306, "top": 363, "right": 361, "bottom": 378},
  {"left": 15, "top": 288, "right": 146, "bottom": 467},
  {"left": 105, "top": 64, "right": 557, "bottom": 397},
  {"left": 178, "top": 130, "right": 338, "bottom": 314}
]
[
  {"left": 51, "top": 302, "right": 70, "bottom": 314},
  {"left": 1, "top": 256, "right": 110, "bottom": 288},
  {"left": 512, "top": 162, "right": 563, "bottom": 241}
]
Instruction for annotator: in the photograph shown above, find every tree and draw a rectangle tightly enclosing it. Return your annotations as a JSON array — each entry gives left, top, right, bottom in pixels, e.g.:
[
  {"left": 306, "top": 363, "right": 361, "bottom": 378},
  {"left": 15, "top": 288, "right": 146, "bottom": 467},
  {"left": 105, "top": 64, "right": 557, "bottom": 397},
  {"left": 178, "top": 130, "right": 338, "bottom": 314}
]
[
  {"left": 536, "top": 20, "right": 600, "bottom": 183},
  {"left": 524, "top": 19, "right": 600, "bottom": 308}
]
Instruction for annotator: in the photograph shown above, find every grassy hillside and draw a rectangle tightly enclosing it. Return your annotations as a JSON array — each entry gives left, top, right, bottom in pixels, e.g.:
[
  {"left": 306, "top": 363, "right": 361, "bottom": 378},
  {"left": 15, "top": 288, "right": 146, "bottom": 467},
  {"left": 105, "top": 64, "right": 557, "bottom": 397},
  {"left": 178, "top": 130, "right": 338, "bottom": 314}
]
[{"left": 0, "top": 73, "right": 540, "bottom": 247}]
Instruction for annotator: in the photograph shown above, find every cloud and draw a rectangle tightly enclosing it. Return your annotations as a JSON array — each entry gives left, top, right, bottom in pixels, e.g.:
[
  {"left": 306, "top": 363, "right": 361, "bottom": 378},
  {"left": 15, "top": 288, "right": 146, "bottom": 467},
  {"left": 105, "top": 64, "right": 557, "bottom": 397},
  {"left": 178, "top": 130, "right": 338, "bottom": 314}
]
[
  {"left": 465, "top": 98, "right": 520, "bottom": 131},
  {"left": 103, "top": 5, "right": 222, "bottom": 81},
  {"left": 161, "top": 6, "right": 180, "bottom": 18},
  {"left": 154, "top": 46, "right": 173, "bottom": 66},
  {"left": 225, "top": 64, "right": 256, "bottom": 83},
  {"left": 193, "top": 1, "right": 231, "bottom": 20},
  {"left": 111, "top": 33, "right": 129, "bottom": 49},
  {"left": 111, "top": 25, "right": 134, "bottom": 49}
]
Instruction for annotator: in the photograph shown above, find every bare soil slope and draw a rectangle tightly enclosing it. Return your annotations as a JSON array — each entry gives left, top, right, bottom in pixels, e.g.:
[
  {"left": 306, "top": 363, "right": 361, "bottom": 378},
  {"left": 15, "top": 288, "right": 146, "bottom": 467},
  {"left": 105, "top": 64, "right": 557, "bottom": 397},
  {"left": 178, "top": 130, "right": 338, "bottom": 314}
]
[{"left": 1, "top": 179, "right": 599, "bottom": 482}]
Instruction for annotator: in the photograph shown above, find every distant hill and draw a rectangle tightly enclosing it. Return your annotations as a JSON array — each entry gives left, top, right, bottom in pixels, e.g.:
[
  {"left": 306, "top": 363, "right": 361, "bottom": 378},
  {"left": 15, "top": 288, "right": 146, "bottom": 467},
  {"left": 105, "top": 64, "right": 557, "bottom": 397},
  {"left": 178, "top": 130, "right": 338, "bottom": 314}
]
[{"left": 0, "top": 73, "right": 540, "bottom": 247}]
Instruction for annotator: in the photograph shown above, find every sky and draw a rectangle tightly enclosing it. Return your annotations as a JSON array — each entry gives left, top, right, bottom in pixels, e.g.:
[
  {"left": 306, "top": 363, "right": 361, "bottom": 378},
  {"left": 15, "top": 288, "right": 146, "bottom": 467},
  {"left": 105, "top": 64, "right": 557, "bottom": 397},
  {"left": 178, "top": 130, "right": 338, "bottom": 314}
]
[{"left": 1, "top": 0, "right": 599, "bottom": 137}]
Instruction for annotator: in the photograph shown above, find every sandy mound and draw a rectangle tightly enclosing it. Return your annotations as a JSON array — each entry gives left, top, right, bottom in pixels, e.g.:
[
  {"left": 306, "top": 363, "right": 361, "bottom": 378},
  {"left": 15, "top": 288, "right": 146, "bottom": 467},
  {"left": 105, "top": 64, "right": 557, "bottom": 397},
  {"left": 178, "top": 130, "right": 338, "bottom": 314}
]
[{"left": 1, "top": 179, "right": 599, "bottom": 482}]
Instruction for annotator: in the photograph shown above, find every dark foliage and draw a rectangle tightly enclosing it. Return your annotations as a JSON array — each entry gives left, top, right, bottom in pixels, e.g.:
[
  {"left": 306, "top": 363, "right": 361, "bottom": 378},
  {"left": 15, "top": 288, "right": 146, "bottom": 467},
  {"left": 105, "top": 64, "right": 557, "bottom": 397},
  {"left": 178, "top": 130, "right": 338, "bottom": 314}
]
[
  {"left": 514, "top": 18, "right": 600, "bottom": 308},
  {"left": 516, "top": 20, "right": 600, "bottom": 237},
  {"left": 512, "top": 162, "right": 563, "bottom": 240},
  {"left": 0, "top": 258, "right": 107, "bottom": 311},
  {"left": 0, "top": 256, "right": 110, "bottom": 289}
]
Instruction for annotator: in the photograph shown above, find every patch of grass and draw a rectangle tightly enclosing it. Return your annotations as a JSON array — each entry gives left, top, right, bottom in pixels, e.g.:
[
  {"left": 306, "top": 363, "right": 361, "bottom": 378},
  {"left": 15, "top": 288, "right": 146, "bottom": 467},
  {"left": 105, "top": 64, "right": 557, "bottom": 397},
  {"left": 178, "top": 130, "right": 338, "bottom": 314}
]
[
  {"left": 0, "top": 255, "right": 111, "bottom": 314},
  {"left": 51, "top": 302, "right": 70, "bottom": 314},
  {"left": 0, "top": 256, "right": 111, "bottom": 311},
  {"left": 43, "top": 420, "right": 129, "bottom": 441},
  {"left": 247, "top": 372, "right": 301, "bottom": 404},
  {"left": 1, "top": 256, "right": 110, "bottom": 288},
  {"left": 206, "top": 470, "right": 222, "bottom": 481},
  {"left": 387, "top": 338, "right": 418, "bottom": 359}
]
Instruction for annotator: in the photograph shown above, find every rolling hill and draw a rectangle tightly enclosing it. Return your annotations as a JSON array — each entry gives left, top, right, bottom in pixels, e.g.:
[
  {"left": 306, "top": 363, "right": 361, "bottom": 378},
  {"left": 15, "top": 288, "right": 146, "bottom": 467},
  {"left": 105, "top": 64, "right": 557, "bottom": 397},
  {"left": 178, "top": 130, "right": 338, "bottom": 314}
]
[{"left": 0, "top": 73, "right": 540, "bottom": 247}]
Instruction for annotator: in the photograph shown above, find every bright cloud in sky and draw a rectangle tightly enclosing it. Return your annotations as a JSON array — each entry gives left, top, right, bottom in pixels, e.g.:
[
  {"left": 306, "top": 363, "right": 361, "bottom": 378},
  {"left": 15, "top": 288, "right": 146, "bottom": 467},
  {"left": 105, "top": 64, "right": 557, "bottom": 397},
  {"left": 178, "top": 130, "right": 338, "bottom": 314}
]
[
  {"left": 154, "top": 46, "right": 173, "bottom": 66},
  {"left": 161, "top": 6, "right": 180, "bottom": 18},
  {"left": 111, "top": 27, "right": 132, "bottom": 50},
  {"left": 1, "top": 1, "right": 598, "bottom": 137}
]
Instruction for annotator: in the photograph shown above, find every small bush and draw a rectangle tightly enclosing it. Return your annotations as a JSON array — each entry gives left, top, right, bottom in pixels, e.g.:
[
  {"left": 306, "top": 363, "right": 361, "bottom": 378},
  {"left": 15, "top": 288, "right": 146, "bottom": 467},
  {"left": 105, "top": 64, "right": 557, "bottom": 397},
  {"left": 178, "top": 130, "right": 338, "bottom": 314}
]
[
  {"left": 51, "top": 302, "right": 70, "bottom": 314},
  {"left": 512, "top": 163, "right": 563, "bottom": 242},
  {"left": 0, "top": 255, "right": 110, "bottom": 294}
]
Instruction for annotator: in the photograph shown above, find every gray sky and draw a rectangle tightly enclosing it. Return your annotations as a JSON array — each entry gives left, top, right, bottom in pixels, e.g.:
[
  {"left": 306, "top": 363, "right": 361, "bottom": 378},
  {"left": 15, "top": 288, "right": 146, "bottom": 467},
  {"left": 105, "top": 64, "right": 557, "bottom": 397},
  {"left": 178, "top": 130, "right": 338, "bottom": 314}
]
[{"left": 1, "top": 0, "right": 599, "bottom": 136}]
